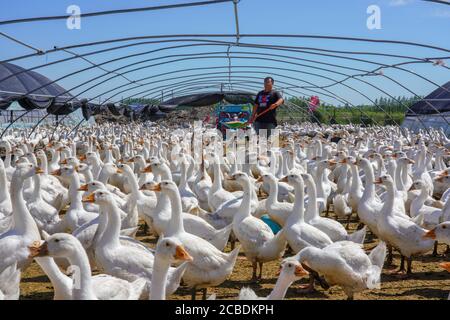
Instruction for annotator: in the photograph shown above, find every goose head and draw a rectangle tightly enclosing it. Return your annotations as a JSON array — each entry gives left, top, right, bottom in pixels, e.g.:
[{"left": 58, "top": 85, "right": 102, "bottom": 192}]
[
  {"left": 156, "top": 237, "right": 193, "bottom": 263},
  {"left": 280, "top": 172, "right": 303, "bottom": 187},
  {"left": 279, "top": 258, "right": 309, "bottom": 280},
  {"left": 116, "top": 163, "right": 133, "bottom": 175},
  {"left": 139, "top": 180, "right": 159, "bottom": 192},
  {"left": 410, "top": 180, "right": 427, "bottom": 191},
  {"left": 300, "top": 173, "right": 315, "bottom": 186},
  {"left": 29, "top": 233, "right": 81, "bottom": 259},
  {"left": 146, "top": 180, "right": 178, "bottom": 196},
  {"left": 82, "top": 189, "right": 114, "bottom": 206},
  {"left": 53, "top": 166, "right": 76, "bottom": 178},
  {"left": 423, "top": 222, "right": 450, "bottom": 244},
  {"left": 397, "top": 157, "right": 415, "bottom": 166},
  {"left": 14, "top": 163, "right": 43, "bottom": 180},
  {"left": 259, "top": 173, "right": 277, "bottom": 184},
  {"left": 101, "top": 163, "right": 118, "bottom": 176},
  {"left": 78, "top": 181, "right": 106, "bottom": 194},
  {"left": 374, "top": 174, "right": 394, "bottom": 188},
  {"left": 75, "top": 163, "right": 91, "bottom": 175},
  {"left": 228, "top": 171, "right": 250, "bottom": 185},
  {"left": 60, "top": 156, "right": 79, "bottom": 167}
]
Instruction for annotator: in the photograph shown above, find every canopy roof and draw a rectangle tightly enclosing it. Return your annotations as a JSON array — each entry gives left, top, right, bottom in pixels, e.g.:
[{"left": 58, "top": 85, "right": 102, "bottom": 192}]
[
  {"left": 0, "top": 62, "right": 80, "bottom": 114},
  {"left": 407, "top": 81, "right": 450, "bottom": 115},
  {"left": 160, "top": 91, "right": 256, "bottom": 109}
]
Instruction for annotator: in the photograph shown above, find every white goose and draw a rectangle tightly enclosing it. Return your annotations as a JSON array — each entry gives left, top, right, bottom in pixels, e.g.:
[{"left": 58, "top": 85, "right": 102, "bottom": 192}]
[
  {"left": 301, "top": 173, "right": 366, "bottom": 243},
  {"left": 238, "top": 259, "right": 309, "bottom": 300},
  {"left": 0, "top": 263, "right": 20, "bottom": 300},
  {"left": 261, "top": 173, "right": 293, "bottom": 227},
  {"left": 86, "top": 190, "right": 187, "bottom": 298},
  {"left": 0, "top": 158, "right": 12, "bottom": 234},
  {"left": 55, "top": 166, "right": 98, "bottom": 232},
  {"left": 376, "top": 175, "right": 434, "bottom": 276},
  {"left": 140, "top": 181, "right": 232, "bottom": 251},
  {"left": 295, "top": 241, "right": 386, "bottom": 300},
  {"left": 231, "top": 172, "right": 287, "bottom": 281},
  {"left": 29, "top": 233, "right": 147, "bottom": 300},
  {"left": 0, "top": 163, "right": 41, "bottom": 272},
  {"left": 151, "top": 180, "right": 240, "bottom": 300}
]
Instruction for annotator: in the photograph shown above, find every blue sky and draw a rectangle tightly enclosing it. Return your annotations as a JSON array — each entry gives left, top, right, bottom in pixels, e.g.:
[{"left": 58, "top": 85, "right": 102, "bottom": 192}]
[{"left": 0, "top": 0, "right": 449, "bottom": 106}]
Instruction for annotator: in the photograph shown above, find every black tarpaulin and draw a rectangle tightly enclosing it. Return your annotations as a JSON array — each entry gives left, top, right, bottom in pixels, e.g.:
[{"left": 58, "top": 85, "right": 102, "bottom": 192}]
[
  {"left": 159, "top": 91, "right": 256, "bottom": 109},
  {"left": 407, "top": 81, "right": 450, "bottom": 115},
  {"left": 0, "top": 62, "right": 78, "bottom": 113}
]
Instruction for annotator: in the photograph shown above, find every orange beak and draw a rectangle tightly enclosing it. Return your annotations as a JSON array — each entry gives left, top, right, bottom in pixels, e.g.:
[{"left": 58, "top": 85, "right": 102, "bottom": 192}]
[
  {"left": 78, "top": 184, "right": 88, "bottom": 192},
  {"left": 440, "top": 262, "right": 450, "bottom": 273},
  {"left": 145, "top": 183, "right": 161, "bottom": 192},
  {"left": 295, "top": 265, "right": 309, "bottom": 277},
  {"left": 28, "top": 241, "right": 48, "bottom": 258},
  {"left": 59, "top": 159, "right": 68, "bottom": 165},
  {"left": 51, "top": 169, "right": 61, "bottom": 176},
  {"left": 82, "top": 193, "right": 96, "bottom": 203},
  {"left": 174, "top": 245, "right": 193, "bottom": 262},
  {"left": 141, "top": 165, "right": 152, "bottom": 173},
  {"left": 279, "top": 176, "right": 288, "bottom": 183},
  {"left": 327, "top": 159, "right": 337, "bottom": 165},
  {"left": 116, "top": 168, "right": 124, "bottom": 174},
  {"left": 256, "top": 176, "right": 263, "bottom": 183},
  {"left": 35, "top": 168, "right": 44, "bottom": 174},
  {"left": 423, "top": 228, "right": 436, "bottom": 240},
  {"left": 78, "top": 155, "right": 87, "bottom": 161},
  {"left": 338, "top": 159, "right": 347, "bottom": 164},
  {"left": 373, "top": 178, "right": 382, "bottom": 185}
]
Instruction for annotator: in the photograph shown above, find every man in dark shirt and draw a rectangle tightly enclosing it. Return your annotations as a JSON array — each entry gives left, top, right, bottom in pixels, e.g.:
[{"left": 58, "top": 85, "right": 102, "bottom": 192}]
[{"left": 249, "top": 77, "right": 284, "bottom": 137}]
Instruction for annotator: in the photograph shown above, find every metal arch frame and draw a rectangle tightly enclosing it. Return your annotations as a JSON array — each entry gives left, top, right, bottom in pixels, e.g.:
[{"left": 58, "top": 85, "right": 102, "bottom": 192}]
[
  {"left": 0, "top": 0, "right": 448, "bottom": 137},
  {"left": 21, "top": 48, "right": 436, "bottom": 130},
  {"left": 93, "top": 56, "right": 422, "bottom": 129},
  {"left": 2, "top": 51, "right": 441, "bottom": 137},
  {"left": 0, "top": 1, "right": 236, "bottom": 26},
  {"left": 2, "top": 39, "right": 448, "bottom": 127},
  {"left": 3, "top": 38, "right": 446, "bottom": 129}
]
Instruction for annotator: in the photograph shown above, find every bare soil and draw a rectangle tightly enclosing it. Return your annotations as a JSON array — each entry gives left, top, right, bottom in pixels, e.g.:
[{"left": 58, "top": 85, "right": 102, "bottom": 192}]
[{"left": 19, "top": 216, "right": 450, "bottom": 300}]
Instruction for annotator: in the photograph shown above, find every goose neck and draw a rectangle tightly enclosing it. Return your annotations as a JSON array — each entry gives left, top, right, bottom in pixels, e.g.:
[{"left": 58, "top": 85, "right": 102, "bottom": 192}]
[
  {"left": 267, "top": 179, "right": 279, "bottom": 206},
  {"left": 304, "top": 178, "right": 319, "bottom": 220},
  {"left": 68, "top": 173, "right": 83, "bottom": 210},
  {"left": 236, "top": 179, "right": 252, "bottom": 220},
  {"left": 97, "top": 202, "right": 121, "bottom": 249},
  {"left": 381, "top": 183, "right": 395, "bottom": 218},
  {"left": 67, "top": 245, "right": 96, "bottom": 300},
  {"left": 10, "top": 175, "right": 39, "bottom": 237},
  {"left": 267, "top": 274, "right": 294, "bottom": 300},
  {"left": 0, "top": 165, "right": 9, "bottom": 202},
  {"left": 361, "top": 161, "right": 375, "bottom": 200},
  {"left": 291, "top": 181, "right": 305, "bottom": 223},
  {"left": 166, "top": 190, "right": 184, "bottom": 236},
  {"left": 149, "top": 256, "right": 170, "bottom": 300}
]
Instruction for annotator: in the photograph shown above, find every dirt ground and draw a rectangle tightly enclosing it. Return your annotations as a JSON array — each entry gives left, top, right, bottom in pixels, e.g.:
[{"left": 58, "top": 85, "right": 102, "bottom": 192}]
[{"left": 19, "top": 215, "right": 450, "bottom": 300}]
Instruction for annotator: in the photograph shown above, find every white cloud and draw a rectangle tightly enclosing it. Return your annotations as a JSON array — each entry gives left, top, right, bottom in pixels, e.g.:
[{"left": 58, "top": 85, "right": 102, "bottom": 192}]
[
  {"left": 389, "top": 0, "right": 414, "bottom": 6},
  {"left": 434, "top": 9, "right": 450, "bottom": 18}
]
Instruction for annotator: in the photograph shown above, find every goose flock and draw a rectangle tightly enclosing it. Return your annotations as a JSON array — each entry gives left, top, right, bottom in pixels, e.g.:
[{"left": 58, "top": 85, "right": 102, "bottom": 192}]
[{"left": 0, "top": 122, "right": 450, "bottom": 300}]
